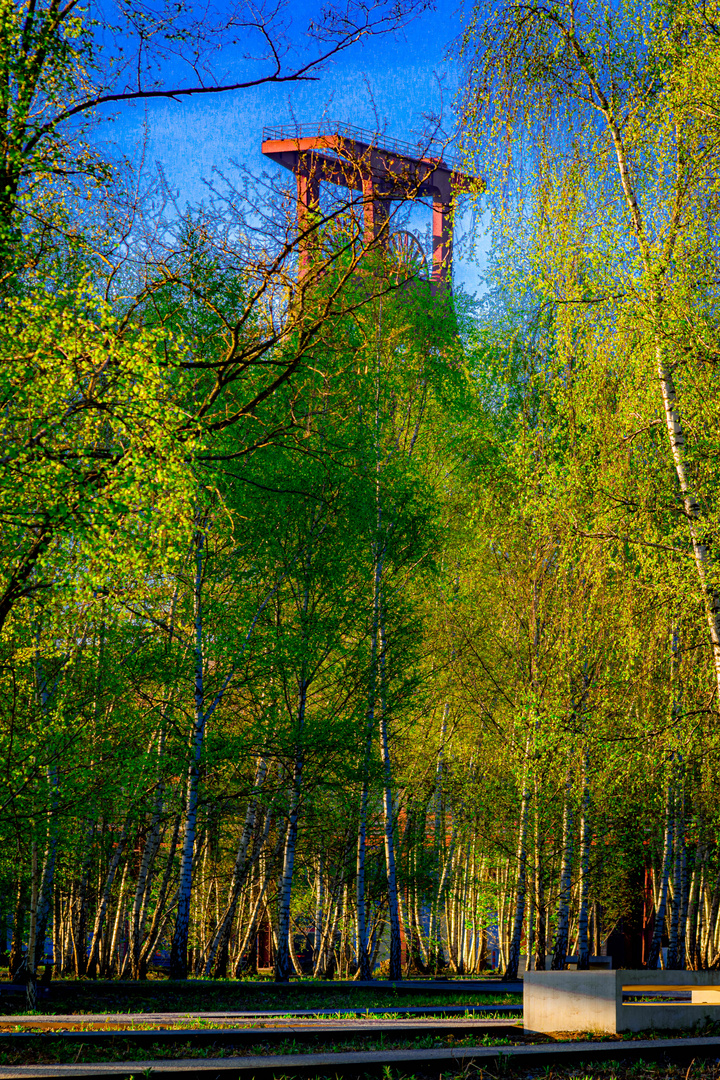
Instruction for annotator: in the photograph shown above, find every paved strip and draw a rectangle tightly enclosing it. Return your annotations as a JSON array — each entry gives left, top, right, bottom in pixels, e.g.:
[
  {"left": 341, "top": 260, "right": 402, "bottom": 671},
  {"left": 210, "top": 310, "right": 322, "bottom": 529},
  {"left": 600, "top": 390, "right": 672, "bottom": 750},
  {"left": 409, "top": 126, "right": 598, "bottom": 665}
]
[
  {"left": 2, "top": 1034, "right": 720, "bottom": 1078},
  {"left": 0, "top": 1018, "right": 521, "bottom": 1047},
  {"left": 0, "top": 1005, "right": 521, "bottom": 1027}
]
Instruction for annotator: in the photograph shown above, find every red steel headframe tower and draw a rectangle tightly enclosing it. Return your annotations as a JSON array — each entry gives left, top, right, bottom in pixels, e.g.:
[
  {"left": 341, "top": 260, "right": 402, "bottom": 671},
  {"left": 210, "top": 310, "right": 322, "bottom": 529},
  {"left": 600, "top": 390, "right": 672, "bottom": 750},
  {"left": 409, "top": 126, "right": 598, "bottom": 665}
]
[{"left": 261, "top": 122, "right": 477, "bottom": 294}]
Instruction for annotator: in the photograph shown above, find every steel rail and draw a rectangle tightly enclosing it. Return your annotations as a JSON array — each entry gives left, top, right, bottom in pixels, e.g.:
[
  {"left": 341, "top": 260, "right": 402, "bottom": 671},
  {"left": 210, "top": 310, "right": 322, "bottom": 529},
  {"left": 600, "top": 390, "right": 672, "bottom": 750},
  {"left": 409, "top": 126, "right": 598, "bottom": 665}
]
[
  {"left": 0, "top": 1017, "right": 520, "bottom": 1048},
  {"left": 3, "top": 1033, "right": 720, "bottom": 1078},
  {"left": 0, "top": 1004, "right": 521, "bottom": 1026}
]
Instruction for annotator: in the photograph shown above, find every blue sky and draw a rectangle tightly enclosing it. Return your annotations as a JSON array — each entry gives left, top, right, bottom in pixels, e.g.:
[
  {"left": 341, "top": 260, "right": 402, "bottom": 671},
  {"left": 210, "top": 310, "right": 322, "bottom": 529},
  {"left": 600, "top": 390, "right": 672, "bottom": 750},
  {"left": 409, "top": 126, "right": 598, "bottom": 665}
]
[{"left": 102, "top": 0, "right": 488, "bottom": 293}]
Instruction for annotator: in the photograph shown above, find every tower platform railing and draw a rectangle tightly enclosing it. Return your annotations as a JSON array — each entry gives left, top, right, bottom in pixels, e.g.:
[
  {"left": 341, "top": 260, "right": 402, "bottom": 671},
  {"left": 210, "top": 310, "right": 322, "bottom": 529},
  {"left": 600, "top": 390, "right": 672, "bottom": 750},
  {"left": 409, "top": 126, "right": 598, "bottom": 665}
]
[{"left": 261, "top": 121, "right": 464, "bottom": 173}]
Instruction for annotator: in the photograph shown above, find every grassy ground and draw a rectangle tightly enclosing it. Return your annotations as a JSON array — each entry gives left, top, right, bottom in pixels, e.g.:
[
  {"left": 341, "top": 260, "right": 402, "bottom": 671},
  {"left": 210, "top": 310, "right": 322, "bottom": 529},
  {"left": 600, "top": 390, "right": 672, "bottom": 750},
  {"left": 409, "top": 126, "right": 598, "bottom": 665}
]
[
  {"left": 2, "top": 1026, "right": 720, "bottom": 1068},
  {"left": 0, "top": 1030, "right": 526, "bottom": 1067},
  {"left": 0, "top": 986, "right": 523, "bottom": 1016},
  {"left": 430, "top": 1063, "right": 720, "bottom": 1080},
  {"left": 389, "top": 1063, "right": 720, "bottom": 1080}
]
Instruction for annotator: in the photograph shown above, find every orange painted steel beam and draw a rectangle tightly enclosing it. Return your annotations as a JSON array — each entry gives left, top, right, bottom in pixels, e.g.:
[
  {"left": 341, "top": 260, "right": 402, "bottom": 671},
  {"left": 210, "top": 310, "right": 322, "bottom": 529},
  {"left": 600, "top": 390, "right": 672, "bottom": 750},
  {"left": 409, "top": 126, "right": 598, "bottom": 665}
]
[{"left": 261, "top": 124, "right": 477, "bottom": 293}]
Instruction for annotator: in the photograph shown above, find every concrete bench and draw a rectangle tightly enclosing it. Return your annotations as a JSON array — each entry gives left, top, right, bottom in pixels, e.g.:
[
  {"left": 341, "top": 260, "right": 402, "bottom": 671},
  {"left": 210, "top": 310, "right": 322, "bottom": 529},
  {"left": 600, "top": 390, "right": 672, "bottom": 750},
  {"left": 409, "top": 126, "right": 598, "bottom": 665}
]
[
  {"left": 524, "top": 970, "right": 720, "bottom": 1034},
  {"left": 518, "top": 955, "right": 612, "bottom": 973},
  {"left": 564, "top": 956, "right": 613, "bottom": 970}
]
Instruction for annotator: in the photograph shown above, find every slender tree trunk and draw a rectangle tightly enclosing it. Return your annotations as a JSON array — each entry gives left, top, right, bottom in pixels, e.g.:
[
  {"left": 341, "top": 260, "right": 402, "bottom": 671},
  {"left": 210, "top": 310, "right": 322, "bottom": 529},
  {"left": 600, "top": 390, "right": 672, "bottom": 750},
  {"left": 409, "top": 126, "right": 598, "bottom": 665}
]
[
  {"left": 73, "top": 822, "right": 95, "bottom": 978},
  {"left": 105, "top": 857, "right": 129, "bottom": 977},
  {"left": 668, "top": 776, "right": 686, "bottom": 971},
  {"left": 170, "top": 529, "right": 207, "bottom": 980},
  {"left": 137, "top": 815, "right": 181, "bottom": 975},
  {"left": 413, "top": 871, "right": 429, "bottom": 970},
  {"left": 551, "top": 781, "right": 574, "bottom": 971},
  {"left": 576, "top": 756, "right": 591, "bottom": 970},
  {"left": 314, "top": 873, "right": 343, "bottom": 978},
  {"left": 687, "top": 857, "right": 702, "bottom": 971},
  {"left": 598, "top": 102, "right": 720, "bottom": 701},
  {"left": 428, "top": 713, "right": 449, "bottom": 974},
  {"left": 378, "top": 675, "right": 402, "bottom": 980},
  {"left": 504, "top": 739, "right": 531, "bottom": 980},
  {"left": 534, "top": 777, "right": 546, "bottom": 971},
  {"left": 704, "top": 870, "right": 720, "bottom": 969},
  {"left": 432, "top": 821, "right": 456, "bottom": 974},
  {"left": 356, "top": 537, "right": 388, "bottom": 983},
  {"left": 52, "top": 888, "right": 62, "bottom": 977},
  {"left": 86, "top": 820, "right": 130, "bottom": 976},
  {"left": 648, "top": 779, "right": 675, "bottom": 968},
  {"left": 9, "top": 870, "right": 26, "bottom": 980},
  {"left": 202, "top": 763, "right": 269, "bottom": 977},
  {"left": 526, "top": 874, "right": 535, "bottom": 973},
  {"left": 312, "top": 853, "right": 325, "bottom": 968},
  {"left": 26, "top": 840, "right": 39, "bottom": 1010},
  {"left": 339, "top": 882, "right": 349, "bottom": 978},
  {"left": 678, "top": 831, "right": 691, "bottom": 970},
  {"left": 232, "top": 861, "right": 278, "bottom": 978},
  {"left": 667, "top": 846, "right": 682, "bottom": 968},
  {"left": 653, "top": 331, "right": 720, "bottom": 701},
  {"left": 131, "top": 741, "right": 167, "bottom": 978},
  {"left": 275, "top": 679, "right": 308, "bottom": 982},
  {"left": 30, "top": 644, "right": 64, "bottom": 979},
  {"left": 356, "top": 710, "right": 374, "bottom": 980},
  {"left": 33, "top": 766, "right": 59, "bottom": 974}
]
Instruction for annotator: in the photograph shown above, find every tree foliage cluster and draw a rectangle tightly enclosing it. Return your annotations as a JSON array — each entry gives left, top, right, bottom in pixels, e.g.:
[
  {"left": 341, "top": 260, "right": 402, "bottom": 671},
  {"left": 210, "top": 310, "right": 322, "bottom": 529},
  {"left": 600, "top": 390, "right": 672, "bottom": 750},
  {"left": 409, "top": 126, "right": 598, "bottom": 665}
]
[{"left": 3, "top": 0, "right": 720, "bottom": 1003}]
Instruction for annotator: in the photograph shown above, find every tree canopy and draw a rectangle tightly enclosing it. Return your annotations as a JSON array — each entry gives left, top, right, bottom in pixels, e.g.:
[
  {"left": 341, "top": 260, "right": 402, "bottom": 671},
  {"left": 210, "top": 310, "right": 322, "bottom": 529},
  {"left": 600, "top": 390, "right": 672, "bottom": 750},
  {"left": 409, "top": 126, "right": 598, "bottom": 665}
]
[{"left": 3, "top": 0, "right": 720, "bottom": 1000}]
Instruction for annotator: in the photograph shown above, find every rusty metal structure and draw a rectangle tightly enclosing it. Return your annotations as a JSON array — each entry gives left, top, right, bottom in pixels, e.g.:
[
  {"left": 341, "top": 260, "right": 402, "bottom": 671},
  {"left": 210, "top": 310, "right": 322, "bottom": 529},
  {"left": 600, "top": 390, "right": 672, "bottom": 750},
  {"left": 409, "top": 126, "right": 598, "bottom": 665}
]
[{"left": 261, "top": 122, "right": 476, "bottom": 294}]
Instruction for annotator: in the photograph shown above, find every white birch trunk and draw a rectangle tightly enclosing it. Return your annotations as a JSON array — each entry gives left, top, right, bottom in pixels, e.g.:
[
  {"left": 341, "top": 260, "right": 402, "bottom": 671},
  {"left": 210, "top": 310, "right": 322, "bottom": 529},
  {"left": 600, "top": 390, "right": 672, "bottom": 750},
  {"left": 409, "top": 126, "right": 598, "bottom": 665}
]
[
  {"left": 355, "top": 769, "right": 372, "bottom": 979},
  {"left": 170, "top": 527, "right": 207, "bottom": 979},
  {"left": 427, "top": 708, "right": 448, "bottom": 971},
  {"left": 32, "top": 649, "right": 62, "bottom": 974},
  {"left": 534, "top": 777, "right": 546, "bottom": 970},
  {"left": 86, "top": 820, "right": 130, "bottom": 975},
  {"left": 107, "top": 856, "right": 129, "bottom": 976},
  {"left": 551, "top": 783, "right": 574, "bottom": 970},
  {"left": 504, "top": 740, "right": 531, "bottom": 980},
  {"left": 26, "top": 840, "right": 39, "bottom": 1010},
  {"left": 231, "top": 847, "right": 281, "bottom": 978},
  {"left": 130, "top": 727, "right": 168, "bottom": 978},
  {"left": 201, "top": 761, "right": 269, "bottom": 977},
  {"left": 168, "top": 525, "right": 281, "bottom": 980},
  {"left": 313, "top": 853, "right": 325, "bottom": 966},
  {"left": 595, "top": 99, "right": 720, "bottom": 703},
  {"left": 687, "top": 859, "right": 702, "bottom": 971},
  {"left": 378, "top": 676, "right": 402, "bottom": 979},
  {"left": 576, "top": 757, "right": 591, "bottom": 969},
  {"left": 648, "top": 780, "right": 674, "bottom": 968},
  {"left": 33, "top": 768, "right": 58, "bottom": 975},
  {"left": 704, "top": 870, "right": 720, "bottom": 969},
  {"left": 356, "top": 541, "right": 385, "bottom": 981},
  {"left": 138, "top": 814, "right": 182, "bottom": 973},
  {"left": 668, "top": 777, "right": 685, "bottom": 970},
  {"left": 275, "top": 679, "right": 308, "bottom": 982}
]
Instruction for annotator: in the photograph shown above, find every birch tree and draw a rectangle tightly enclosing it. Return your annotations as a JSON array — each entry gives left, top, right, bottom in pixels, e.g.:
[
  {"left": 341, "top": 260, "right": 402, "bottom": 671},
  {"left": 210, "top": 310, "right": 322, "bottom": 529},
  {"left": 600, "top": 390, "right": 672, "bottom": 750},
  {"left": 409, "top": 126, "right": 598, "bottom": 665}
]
[{"left": 458, "top": 0, "right": 720, "bottom": 708}]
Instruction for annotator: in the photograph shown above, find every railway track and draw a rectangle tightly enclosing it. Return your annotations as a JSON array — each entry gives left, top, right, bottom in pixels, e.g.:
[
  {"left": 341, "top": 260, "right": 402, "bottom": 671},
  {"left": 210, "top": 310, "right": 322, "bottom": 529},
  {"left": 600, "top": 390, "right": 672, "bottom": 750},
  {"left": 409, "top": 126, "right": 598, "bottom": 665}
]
[
  {"left": 0, "top": 1016, "right": 520, "bottom": 1048},
  {"left": 0, "top": 1004, "right": 521, "bottom": 1028},
  {"left": 2, "top": 1033, "right": 720, "bottom": 1078}
]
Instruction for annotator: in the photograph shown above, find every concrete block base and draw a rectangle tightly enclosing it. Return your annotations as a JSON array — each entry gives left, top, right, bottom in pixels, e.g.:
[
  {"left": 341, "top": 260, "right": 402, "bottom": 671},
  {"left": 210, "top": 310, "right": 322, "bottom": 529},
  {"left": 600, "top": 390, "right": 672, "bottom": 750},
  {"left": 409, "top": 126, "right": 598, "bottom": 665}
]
[
  {"left": 525, "top": 970, "right": 720, "bottom": 1034},
  {"left": 692, "top": 990, "right": 720, "bottom": 1003},
  {"left": 518, "top": 955, "right": 611, "bottom": 973}
]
